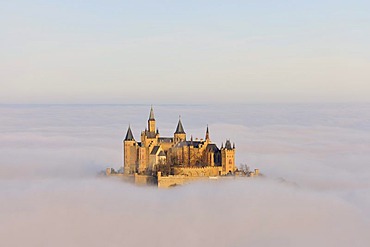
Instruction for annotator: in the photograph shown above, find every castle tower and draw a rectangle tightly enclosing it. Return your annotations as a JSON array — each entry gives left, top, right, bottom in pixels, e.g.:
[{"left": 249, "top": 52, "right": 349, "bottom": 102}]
[
  {"left": 174, "top": 117, "right": 186, "bottom": 143},
  {"left": 221, "top": 139, "right": 235, "bottom": 175},
  {"left": 123, "top": 126, "right": 138, "bottom": 174},
  {"left": 148, "top": 106, "right": 156, "bottom": 133}
]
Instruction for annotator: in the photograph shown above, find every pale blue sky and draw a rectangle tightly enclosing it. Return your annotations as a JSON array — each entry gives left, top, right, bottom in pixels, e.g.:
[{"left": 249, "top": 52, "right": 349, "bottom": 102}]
[{"left": 1, "top": 0, "right": 369, "bottom": 103}]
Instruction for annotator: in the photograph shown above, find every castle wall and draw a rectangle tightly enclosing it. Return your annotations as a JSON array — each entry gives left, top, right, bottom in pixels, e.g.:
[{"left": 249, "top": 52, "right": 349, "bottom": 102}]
[
  {"left": 149, "top": 154, "right": 159, "bottom": 171},
  {"left": 157, "top": 175, "right": 187, "bottom": 188},
  {"left": 157, "top": 167, "right": 225, "bottom": 188},
  {"left": 148, "top": 119, "right": 155, "bottom": 132},
  {"left": 221, "top": 149, "right": 235, "bottom": 174},
  {"left": 159, "top": 142, "right": 173, "bottom": 152},
  {"left": 157, "top": 171, "right": 199, "bottom": 188},
  {"left": 134, "top": 173, "right": 157, "bottom": 185},
  {"left": 205, "top": 152, "right": 215, "bottom": 166},
  {"left": 138, "top": 147, "right": 147, "bottom": 173},
  {"left": 174, "top": 167, "right": 221, "bottom": 177},
  {"left": 124, "top": 141, "right": 138, "bottom": 174},
  {"left": 174, "top": 133, "right": 186, "bottom": 143}
]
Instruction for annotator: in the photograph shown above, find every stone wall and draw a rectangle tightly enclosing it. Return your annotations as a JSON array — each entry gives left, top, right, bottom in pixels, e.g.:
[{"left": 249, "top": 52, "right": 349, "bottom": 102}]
[
  {"left": 134, "top": 173, "right": 157, "bottom": 185},
  {"left": 157, "top": 175, "right": 187, "bottom": 188},
  {"left": 173, "top": 166, "right": 221, "bottom": 177}
]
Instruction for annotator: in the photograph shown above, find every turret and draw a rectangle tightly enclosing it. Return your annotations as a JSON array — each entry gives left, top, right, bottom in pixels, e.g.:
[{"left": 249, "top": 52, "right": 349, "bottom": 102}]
[
  {"left": 224, "top": 139, "right": 232, "bottom": 150},
  {"left": 123, "top": 125, "right": 138, "bottom": 174},
  {"left": 124, "top": 125, "right": 135, "bottom": 141},
  {"left": 174, "top": 116, "right": 186, "bottom": 143},
  {"left": 148, "top": 106, "right": 156, "bottom": 133},
  {"left": 221, "top": 139, "right": 236, "bottom": 175}
]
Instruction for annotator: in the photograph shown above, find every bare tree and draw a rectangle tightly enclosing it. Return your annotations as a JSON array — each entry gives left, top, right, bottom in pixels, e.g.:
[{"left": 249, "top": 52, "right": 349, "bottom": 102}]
[
  {"left": 239, "top": 163, "right": 250, "bottom": 175},
  {"left": 156, "top": 159, "right": 171, "bottom": 176}
]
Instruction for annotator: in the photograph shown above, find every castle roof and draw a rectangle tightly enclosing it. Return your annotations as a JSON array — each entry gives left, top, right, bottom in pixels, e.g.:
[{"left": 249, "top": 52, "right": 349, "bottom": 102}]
[
  {"left": 225, "top": 140, "right": 233, "bottom": 150},
  {"left": 174, "top": 140, "right": 204, "bottom": 148},
  {"left": 206, "top": 143, "right": 219, "bottom": 153},
  {"left": 175, "top": 119, "right": 185, "bottom": 134},
  {"left": 124, "top": 126, "right": 135, "bottom": 141},
  {"left": 158, "top": 137, "right": 173, "bottom": 143},
  {"left": 145, "top": 131, "right": 157, "bottom": 138},
  {"left": 150, "top": 146, "right": 161, "bottom": 155},
  {"left": 149, "top": 106, "right": 155, "bottom": 120}
]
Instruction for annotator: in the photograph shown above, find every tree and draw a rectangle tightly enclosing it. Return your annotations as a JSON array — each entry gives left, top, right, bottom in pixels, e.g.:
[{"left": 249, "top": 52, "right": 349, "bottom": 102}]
[
  {"left": 239, "top": 163, "right": 250, "bottom": 175},
  {"left": 156, "top": 159, "right": 171, "bottom": 176}
]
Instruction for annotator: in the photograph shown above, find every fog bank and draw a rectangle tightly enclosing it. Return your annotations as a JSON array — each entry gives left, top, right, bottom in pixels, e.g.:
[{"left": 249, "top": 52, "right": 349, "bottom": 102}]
[{"left": 0, "top": 104, "right": 369, "bottom": 246}]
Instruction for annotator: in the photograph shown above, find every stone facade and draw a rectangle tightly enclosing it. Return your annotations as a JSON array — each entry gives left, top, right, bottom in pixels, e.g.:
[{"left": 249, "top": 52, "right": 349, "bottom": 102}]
[{"left": 123, "top": 107, "right": 236, "bottom": 176}]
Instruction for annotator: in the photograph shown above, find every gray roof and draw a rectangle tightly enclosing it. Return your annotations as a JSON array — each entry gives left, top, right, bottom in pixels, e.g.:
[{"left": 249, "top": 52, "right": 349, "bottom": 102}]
[
  {"left": 158, "top": 137, "right": 173, "bottom": 143},
  {"left": 145, "top": 131, "right": 157, "bottom": 138},
  {"left": 175, "top": 119, "right": 185, "bottom": 134},
  {"left": 174, "top": 141, "right": 188, "bottom": 148},
  {"left": 150, "top": 146, "right": 161, "bottom": 155},
  {"left": 149, "top": 106, "right": 155, "bottom": 120},
  {"left": 124, "top": 126, "right": 135, "bottom": 141},
  {"left": 174, "top": 140, "right": 204, "bottom": 148},
  {"left": 206, "top": 143, "right": 219, "bottom": 152},
  {"left": 190, "top": 141, "right": 203, "bottom": 148},
  {"left": 225, "top": 140, "right": 233, "bottom": 150},
  {"left": 158, "top": 151, "right": 166, "bottom": 157}
]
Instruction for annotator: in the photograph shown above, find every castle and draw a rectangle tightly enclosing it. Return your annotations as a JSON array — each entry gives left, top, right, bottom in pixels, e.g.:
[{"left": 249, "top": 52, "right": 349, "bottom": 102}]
[{"left": 123, "top": 106, "right": 236, "bottom": 177}]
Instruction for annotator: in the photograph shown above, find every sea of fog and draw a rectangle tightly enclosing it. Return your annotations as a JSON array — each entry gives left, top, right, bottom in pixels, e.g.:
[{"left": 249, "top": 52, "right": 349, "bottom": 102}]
[{"left": 1, "top": 103, "right": 370, "bottom": 247}]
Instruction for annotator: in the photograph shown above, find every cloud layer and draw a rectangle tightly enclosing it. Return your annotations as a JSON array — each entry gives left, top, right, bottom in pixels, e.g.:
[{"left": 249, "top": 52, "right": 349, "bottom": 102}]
[{"left": 0, "top": 104, "right": 369, "bottom": 246}]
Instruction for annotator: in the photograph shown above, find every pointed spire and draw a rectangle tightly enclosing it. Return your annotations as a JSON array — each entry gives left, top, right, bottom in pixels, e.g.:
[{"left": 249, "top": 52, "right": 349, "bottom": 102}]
[
  {"left": 149, "top": 105, "right": 155, "bottom": 120},
  {"left": 124, "top": 125, "right": 135, "bottom": 141},
  {"left": 175, "top": 116, "right": 185, "bottom": 134},
  {"left": 205, "top": 124, "right": 210, "bottom": 141}
]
